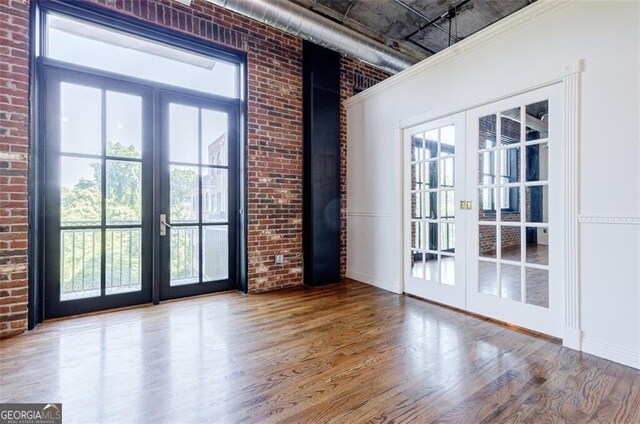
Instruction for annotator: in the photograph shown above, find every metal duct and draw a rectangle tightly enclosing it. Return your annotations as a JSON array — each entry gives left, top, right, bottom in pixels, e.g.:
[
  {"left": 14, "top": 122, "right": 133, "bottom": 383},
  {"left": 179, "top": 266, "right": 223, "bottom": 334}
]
[{"left": 205, "top": 0, "right": 417, "bottom": 74}]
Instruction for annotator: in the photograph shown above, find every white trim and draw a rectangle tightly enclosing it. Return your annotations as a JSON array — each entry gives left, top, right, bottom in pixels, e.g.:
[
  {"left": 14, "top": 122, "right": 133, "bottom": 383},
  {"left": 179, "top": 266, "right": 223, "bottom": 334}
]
[
  {"left": 346, "top": 270, "right": 401, "bottom": 294},
  {"left": 344, "top": 0, "right": 576, "bottom": 108},
  {"left": 562, "top": 59, "right": 582, "bottom": 351},
  {"left": 582, "top": 337, "right": 640, "bottom": 370},
  {"left": 399, "top": 70, "right": 563, "bottom": 129},
  {"left": 578, "top": 215, "right": 640, "bottom": 225}
]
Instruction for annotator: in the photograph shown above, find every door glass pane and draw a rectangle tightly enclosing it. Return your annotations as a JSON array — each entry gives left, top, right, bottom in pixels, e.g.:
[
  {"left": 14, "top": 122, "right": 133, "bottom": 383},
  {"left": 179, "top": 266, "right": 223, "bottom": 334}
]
[
  {"left": 500, "top": 108, "right": 521, "bottom": 146},
  {"left": 479, "top": 225, "right": 496, "bottom": 258},
  {"left": 479, "top": 261, "right": 498, "bottom": 296},
  {"left": 525, "top": 101, "right": 549, "bottom": 140},
  {"left": 501, "top": 264, "right": 521, "bottom": 301},
  {"left": 428, "top": 192, "right": 437, "bottom": 220},
  {"left": 203, "top": 226, "right": 228, "bottom": 281},
  {"left": 106, "top": 91, "right": 142, "bottom": 158},
  {"left": 169, "top": 103, "right": 199, "bottom": 164},
  {"left": 202, "top": 168, "right": 227, "bottom": 223},
  {"left": 61, "top": 157, "right": 102, "bottom": 226},
  {"left": 170, "top": 226, "right": 200, "bottom": 286},
  {"left": 170, "top": 165, "right": 199, "bottom": 223},
  {"left": 501, "top": 186, "right": 520, "bottom": 217},
  {"left": 424, "top": 129, "right": 439, "bottom": 159},
  {"left": 478, "top": 114, "right": 497, "bottom": 149},
  {"left": 411, "top": 251, "right": 425, "bottom": 278},
  {"left": 427, "top": 222, "right": 438, "bottom": 251},
  {"left": 440, "top": 222, "right": 455, "bottom": 252},
  {"left": 526, "top": 143, "right": 548, "bottom": 182},
  {"left": 425, "top": 253, "right": 438, "bottom": 281},
  {"left": 411, "top": 163, "right": 423, "bottom": 191},
  {"left": 427, "top": 161, "right": 438, "bottom": 188},
  {"left": 478, "top": 188, "right": 497, "bottom": 221},
  {"left": 439, "top": 190, "right": 454, "bottom": 219},
  {"left": 500, "top": 226, "right": 521, "bottom": 262},
  {"left": 441, "top": 254, "right": 454, "bottom": 286},
  {"left": 439, "top": 157, "right": 454, "bottom": 188},
  {"left": 440, "top": 125, "right": 455, "bottom": 156},
  {"left": 479, "top": 150, "right": 498, "bottom": 185},
  {"left": 500, "top": 147, "right": 521, "bottom": 184},
  {"left": 411, "top": 133, "right": 424, "bottom": 162},
  {"left": 106, "top": 228, "right": 141, "bottom": 295},
  {"left": 526, "top": 227, "right": 549, "bottom": 265},
  {"left": 412, "top": 221, "right": 425, "bottom": 250},
  {"left": 202, "top": 109, "right": 228, "bottom": 166},
  {"left": 526, "top": 185, "right": 548, "bottom": 223},
  {"left": 106, "top": 160, "right": 141, "bottom": 225},
  {"left": 60, "top": 229, "right": 101, "bottom": 301},
  {"left": 526, "top": 267, "right": 549, "bottom": 308},
  {"left": 60, "top": 82, "right": 102, "bottom": 155},
  {"left": 411, "top": 192, "right": 423, "bottom": 219}
]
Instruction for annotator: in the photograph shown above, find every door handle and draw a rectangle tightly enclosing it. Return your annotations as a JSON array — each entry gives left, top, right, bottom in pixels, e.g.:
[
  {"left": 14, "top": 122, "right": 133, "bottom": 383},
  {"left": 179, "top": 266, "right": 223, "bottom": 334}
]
[{"left": 160, "top": 213, "right": 171, "bottom": 236}]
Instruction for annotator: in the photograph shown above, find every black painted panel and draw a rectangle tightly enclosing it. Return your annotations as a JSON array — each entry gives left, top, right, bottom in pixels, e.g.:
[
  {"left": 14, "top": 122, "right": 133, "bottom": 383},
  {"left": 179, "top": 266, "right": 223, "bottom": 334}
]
[{"left": 303, "top": 41, "right": 341, "bottom": 286}]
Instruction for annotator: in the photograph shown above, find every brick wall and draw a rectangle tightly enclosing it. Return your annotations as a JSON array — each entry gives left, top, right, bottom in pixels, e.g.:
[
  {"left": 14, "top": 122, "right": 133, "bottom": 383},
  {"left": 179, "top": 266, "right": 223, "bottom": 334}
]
[
  {"left": 0, "top": 0, "right": 390, "bottom": 337},
  {"left": 0, "top": 0, "right": 31, "bottom": 338}
]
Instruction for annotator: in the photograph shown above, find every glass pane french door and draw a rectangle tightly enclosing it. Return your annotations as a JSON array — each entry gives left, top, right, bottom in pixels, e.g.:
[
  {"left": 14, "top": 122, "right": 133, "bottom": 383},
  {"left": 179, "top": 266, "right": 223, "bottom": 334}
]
[
  {"left": 44, "top": 69, "right": 153, "bottom": 318},
  {"left": 466, "top": 84, "right": 562, "bottom": 337},
  {"left": 159, "top": 93, "right": 237, "bottom": 299},
  {"left": 404, "top": 112, "right": 466, "bottom": 309}
]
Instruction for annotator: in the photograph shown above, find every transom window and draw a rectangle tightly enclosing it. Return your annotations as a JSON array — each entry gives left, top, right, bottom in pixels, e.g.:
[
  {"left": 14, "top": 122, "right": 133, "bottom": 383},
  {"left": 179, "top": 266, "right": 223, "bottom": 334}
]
[{"left": 45, "top": 13, "right": 240, "bottom": 98}]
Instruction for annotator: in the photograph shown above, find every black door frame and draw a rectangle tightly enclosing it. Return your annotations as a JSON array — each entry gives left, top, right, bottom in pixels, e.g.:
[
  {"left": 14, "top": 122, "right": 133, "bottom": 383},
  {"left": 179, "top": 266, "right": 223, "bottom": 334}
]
[
  {"left": 158, "top": 91, "right": 239, "bottom": 300},
  {"left": 30, "top": 0, "right": 248, "bottom": 325},
  {"left": 43, "top": 67, "right": 155, "bottom": 318}
]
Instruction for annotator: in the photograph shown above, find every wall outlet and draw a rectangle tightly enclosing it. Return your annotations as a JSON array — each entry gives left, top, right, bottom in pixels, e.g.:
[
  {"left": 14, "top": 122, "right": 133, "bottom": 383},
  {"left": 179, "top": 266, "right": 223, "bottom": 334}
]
[{"left": 275, "top": 254, "right": 284, "bottom": 264}]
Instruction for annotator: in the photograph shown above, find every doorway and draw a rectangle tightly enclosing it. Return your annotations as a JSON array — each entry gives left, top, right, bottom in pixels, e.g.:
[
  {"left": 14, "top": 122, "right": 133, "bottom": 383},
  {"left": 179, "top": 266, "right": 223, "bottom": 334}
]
[
  {"left": 403, "top": 84, "right": 563, "bottom": 337},
  {"left": 38, "top": 6, "right": 244, "bottom": 319}
]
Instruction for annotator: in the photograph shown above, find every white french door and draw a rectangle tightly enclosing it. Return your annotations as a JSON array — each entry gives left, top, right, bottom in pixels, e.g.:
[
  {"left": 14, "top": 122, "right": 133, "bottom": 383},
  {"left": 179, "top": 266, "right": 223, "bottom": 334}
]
[
  {"left": 404, "top": 84, "right": 563, "bottom": 337},
  {"left": 404, "top": 112, "right": 467, "bottom": 310}
]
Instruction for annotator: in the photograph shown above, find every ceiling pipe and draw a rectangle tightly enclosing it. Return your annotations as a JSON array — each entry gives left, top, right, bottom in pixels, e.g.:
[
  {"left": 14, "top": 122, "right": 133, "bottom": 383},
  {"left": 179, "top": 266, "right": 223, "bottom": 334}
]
[{"left": 205, "top": 0, "right": 417, "bottom": 74}]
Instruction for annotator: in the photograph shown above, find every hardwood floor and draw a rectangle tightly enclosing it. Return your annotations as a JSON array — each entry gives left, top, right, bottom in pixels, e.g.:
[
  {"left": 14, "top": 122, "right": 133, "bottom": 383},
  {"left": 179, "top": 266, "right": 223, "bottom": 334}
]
[{"left": 1, "top": 281, "right": 639, "bottom": 423}]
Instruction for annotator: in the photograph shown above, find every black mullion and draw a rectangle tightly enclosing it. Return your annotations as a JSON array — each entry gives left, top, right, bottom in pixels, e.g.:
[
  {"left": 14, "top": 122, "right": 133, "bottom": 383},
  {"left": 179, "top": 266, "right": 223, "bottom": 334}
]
[
  {"left": 198, "top": 107, "right": 203, "bottom": 284},
  {"left": 104, "top": 155, "right": 143, "bottom": 163},
  {"left": 100, "top": 88, "right": 107, "bottom": 297},
  {"left": 169, "top": 160, "right": 228, "bottom": 170},
  {"left": 59, "top": 151, "right": 103, "bottom": 160}
]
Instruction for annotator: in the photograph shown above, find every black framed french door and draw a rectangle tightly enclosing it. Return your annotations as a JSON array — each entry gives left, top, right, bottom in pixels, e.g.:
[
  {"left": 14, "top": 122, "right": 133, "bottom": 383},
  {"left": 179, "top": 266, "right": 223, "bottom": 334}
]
[
  {"left": 158, "top": 92, "right": 238, "bottom": 300},
  {"left": 43, "top": 67, "right": 154, "bottom": 318},
  {"left": 42, "top": 65, "right": 240, "bottom": 318}
]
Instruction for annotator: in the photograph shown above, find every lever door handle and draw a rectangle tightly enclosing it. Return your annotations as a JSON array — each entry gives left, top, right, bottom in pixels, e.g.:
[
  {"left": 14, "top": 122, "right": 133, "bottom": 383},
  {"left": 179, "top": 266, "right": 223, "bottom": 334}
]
[{"left": 160, "top": 213, "right": 171, "bottom": 236}]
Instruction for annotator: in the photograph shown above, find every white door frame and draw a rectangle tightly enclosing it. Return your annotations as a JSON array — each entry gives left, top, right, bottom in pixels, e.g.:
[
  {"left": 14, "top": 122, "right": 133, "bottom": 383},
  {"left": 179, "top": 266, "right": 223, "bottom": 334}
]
[
  {"left": 465, "top": 84, "right": 563, "bottom": 338},
  {"left": 398, "top": 60, "right": 583, "bottom": 349},
  {"left": 402, "top": 112, "right": 466, "bottom": 310}
]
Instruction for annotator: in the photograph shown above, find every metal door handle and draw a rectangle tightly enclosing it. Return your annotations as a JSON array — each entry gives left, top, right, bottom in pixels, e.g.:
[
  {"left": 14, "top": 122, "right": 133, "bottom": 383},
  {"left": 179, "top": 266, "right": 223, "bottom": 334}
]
[{"left": 160, "top": 214, "right": 171, "bottom": 236}]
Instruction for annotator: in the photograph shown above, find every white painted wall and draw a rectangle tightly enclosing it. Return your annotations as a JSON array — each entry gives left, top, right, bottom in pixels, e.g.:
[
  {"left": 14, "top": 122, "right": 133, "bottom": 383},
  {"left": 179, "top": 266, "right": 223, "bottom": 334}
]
[{"left": 346, "top": 0, "right": 640, "bottom": 368}]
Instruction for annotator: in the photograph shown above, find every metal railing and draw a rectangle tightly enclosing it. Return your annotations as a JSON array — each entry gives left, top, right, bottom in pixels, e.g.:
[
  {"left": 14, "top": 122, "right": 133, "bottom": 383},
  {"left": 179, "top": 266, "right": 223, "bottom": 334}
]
[
  {"left": 60, "top": 225, "right": 228, "bottom": 298},
  {"left": 60, "top": 227, "right": 141, "bottom": 300}
]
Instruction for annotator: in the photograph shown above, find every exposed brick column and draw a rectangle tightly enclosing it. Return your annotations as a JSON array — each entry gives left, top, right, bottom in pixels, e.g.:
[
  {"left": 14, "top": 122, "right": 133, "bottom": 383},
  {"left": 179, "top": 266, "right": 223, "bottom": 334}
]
[{"left": 0, "top": 0, "right": 31, "bottom": 338}]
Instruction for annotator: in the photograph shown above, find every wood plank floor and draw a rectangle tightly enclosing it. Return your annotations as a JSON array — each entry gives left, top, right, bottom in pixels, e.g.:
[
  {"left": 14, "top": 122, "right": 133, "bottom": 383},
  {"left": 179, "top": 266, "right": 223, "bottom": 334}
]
[{"left": 1, "top": 281, "right": 639, "bottom": 423}]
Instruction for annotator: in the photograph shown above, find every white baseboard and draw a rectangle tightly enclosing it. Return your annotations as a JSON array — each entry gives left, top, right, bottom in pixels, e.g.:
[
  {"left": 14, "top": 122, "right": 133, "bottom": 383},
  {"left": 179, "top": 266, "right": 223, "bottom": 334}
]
[
  {"left": 582, "top": 337, "right": 640, "bottom": 370},
  {"left": 562, "top": 327, "right": 582, "bottom": 350},
  {"left": 346, "top": 270, "right": 401, "bottom": 294}
]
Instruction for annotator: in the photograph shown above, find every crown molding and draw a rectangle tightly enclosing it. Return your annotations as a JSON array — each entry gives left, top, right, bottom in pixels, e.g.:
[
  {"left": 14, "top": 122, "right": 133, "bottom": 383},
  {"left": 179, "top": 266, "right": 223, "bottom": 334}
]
[
  {"left": 578, "top": 215, "right": 640, "bottom": 225},
  {"left": 344, "top": 0, "right": 576, "bottom": 108}
]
